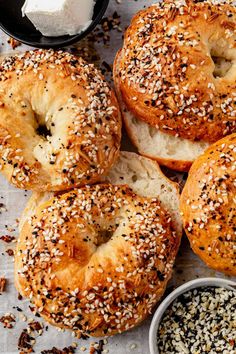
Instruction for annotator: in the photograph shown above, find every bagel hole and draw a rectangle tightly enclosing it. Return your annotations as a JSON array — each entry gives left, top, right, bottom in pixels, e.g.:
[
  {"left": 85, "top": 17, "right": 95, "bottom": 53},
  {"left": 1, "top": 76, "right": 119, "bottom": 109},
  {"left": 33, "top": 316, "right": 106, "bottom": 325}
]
[
  {"left": 211, "top": 51, "right": 233, "bottom": 78},
  {"left": 36, "top": 124, "right": 52, "bottom": 139},
  {"left": 97, "top": 228, "right": 114, "bottom": 247},
  {"left": 34, "top": 113, "right": 52, "bottom": 139}
]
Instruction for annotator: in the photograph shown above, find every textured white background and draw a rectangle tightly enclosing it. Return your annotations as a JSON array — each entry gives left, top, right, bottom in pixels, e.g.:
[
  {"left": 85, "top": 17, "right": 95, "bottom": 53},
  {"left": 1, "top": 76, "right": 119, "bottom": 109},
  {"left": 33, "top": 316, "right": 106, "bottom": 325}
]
[{"left": 0, "top": 1, "right": 235, "bottom": 353}]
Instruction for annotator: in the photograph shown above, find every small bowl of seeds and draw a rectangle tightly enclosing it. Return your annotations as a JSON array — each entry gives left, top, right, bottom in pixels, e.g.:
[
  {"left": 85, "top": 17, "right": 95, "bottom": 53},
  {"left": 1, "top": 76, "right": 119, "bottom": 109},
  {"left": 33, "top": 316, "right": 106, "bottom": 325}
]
[{"left": 149, "top": 277, "right": 236, "bottom": 354}]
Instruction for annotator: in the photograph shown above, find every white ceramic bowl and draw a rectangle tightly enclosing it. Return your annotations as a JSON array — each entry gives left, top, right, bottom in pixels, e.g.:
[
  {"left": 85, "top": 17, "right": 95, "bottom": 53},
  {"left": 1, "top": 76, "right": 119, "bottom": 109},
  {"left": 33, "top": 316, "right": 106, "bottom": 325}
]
[{"left": 149, "top": 277, "right": 236, "bottom": 354}]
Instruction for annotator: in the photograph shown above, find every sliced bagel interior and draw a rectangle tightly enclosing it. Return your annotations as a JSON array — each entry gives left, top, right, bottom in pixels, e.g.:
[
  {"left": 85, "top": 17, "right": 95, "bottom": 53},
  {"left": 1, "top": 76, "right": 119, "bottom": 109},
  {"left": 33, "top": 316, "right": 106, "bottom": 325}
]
[
  {"left": 106, "top": 151, "right": 182, "bottom": 238},
  {"left": 114, "top": 50, "right": 209, "bottom": 172}
]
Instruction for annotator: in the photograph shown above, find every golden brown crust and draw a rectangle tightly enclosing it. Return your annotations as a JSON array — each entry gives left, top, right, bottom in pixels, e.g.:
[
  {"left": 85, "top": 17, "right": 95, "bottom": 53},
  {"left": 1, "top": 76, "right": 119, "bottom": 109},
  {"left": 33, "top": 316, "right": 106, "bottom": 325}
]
[
  {"left": 113, "top": 50, "right": 205, "bottom": 172},
  {"left": 180, "top": 134, "right": 236, "bottom": 275},
  {"left": 15, "top": 184, "right": 180, "bottom": 337},
  {"left": 116, "top": 0, "right": 236, "bottom": 143},
  {"left": 141, "top": 152, "right": 192, "bottom": 172},
  {"left": 0, "top": 50, "right": 121, "bottom": 191}
]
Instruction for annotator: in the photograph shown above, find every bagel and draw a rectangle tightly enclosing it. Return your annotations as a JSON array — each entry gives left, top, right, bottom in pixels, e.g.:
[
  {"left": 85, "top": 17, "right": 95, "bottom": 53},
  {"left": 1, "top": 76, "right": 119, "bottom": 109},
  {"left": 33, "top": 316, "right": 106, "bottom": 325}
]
[
  {"left": 15, "top": 155, "right": 181, "bottom": 337},
  {"left": 114, "top": 0, "right": 236, "bottom": 171},
  {"left": 114, "top": 52, "right": 209, "bottom": 172},
  {"left": 106, "top": 151, "right": 182, "bottom": 238},
  {"left": 180, "top": 134, "right": 236, "bottom": 276},
  {"left": 0, "top": 49, "right": 121, "bottom": 191}
]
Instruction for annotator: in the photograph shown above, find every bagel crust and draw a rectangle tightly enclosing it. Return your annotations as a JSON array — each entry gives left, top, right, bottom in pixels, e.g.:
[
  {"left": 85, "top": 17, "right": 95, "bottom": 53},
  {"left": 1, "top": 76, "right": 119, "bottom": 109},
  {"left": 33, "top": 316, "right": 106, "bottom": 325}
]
[
  {"left": 116, "top": 0, "right": 236, "bottom": 143},
  {"left": 113, "top": 50, "right": 209, "bottom": 172},
  {"left": 0, "top": 50, "right": 121, "bottom": 191},
  {"left": 15, "top": 184, "right": 180, "bottom": 337},
  {"left": 180, "top": 134, "right": 236, "bottom": 275}
]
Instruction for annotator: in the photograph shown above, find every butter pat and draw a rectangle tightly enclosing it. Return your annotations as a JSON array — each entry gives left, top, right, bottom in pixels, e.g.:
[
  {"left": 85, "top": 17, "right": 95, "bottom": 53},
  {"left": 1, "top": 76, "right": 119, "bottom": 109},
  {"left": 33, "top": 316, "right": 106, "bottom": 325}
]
[{"left": 22, "top": 0, "right": 95, "bottom": 37}]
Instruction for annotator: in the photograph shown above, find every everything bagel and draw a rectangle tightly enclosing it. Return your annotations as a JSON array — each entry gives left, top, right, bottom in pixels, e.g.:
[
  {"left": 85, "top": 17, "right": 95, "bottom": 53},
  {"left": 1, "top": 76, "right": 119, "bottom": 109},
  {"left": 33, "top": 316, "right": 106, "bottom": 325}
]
[
  {"left": 15, "top": 180, "right": 180, "bottom": 336},
  {"left": 114, "top": 0, "right": 236, "bottom": 170},
  {"left": 180, "top": 134, "right": 236, "bottom": 275},
  {"left": 0, "top": 50, "right": 121, "bottom": 191}
]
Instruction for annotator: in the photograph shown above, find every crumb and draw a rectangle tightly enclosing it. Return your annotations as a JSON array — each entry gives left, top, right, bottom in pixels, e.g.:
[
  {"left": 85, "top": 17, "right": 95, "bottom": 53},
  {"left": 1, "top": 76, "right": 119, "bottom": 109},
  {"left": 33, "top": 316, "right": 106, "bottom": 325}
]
[
  {"left": 28, "top": 321, "right": 44, "bottom": 332},
  {"left": 96, "top": 340, "right": 104, "bottom": 354},
  {"left": 0, "top": 313, "right": 15, "bottom": 328},
  {"left": 0, "top": 277, "right": 6, "bottom": 293},
  {"left": 18, "top": 330, "right": 34, "bottom": 352},
  {"left": 130, "top": 344, "right": 137, "bottom": 350},
  {"left": 89, "top": 346, "right": 96, "bottom": 354},
  {"left": 8, "top": 37, "right": 21, "bottom": 50},
  {"left": 87, "top": 11, "right": 121, "bottom": 45},
  {"left": 41, "top": 346, "right": 76, "bottom": 354},
  {"left": 0, "top": 202, "right": 6, "bottom": 214},
  {"left": 6, "top": 249, "right": 14, "bottom": 256},
  {"left": 0, "top": 235, "right": 15, "bottom": 243}
]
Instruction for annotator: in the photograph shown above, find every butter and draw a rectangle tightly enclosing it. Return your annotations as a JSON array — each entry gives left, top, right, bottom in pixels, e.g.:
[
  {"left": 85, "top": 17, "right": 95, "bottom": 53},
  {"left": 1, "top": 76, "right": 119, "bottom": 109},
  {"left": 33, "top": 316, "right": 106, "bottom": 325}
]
[{"left": 22, "top": 0, "right": 95, "bottom": 37}]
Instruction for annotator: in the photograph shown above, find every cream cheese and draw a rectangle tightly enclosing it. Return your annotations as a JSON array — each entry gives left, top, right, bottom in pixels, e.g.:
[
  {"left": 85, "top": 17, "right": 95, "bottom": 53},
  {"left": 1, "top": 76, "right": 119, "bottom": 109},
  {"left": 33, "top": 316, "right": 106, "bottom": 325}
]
[{"left": 22, "top": 0, "right": 95, "bottom": 37}]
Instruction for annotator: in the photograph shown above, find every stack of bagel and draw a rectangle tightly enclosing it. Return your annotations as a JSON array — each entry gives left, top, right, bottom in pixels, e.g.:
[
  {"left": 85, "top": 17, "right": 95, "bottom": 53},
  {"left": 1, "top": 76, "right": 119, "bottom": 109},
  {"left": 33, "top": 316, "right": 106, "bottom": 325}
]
[{"left": 0, "top": 0, "right": 235, "bottom": 339}]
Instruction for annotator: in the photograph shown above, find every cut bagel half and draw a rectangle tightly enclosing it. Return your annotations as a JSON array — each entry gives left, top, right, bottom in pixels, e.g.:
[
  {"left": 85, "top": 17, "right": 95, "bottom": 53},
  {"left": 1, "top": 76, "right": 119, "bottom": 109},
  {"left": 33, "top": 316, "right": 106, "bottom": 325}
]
[
  {"left": 106, "top": 151, "right": 182, "bottom": 239},
  {"left": 114, "top": 50, "right": 209, "bottom": 172}
]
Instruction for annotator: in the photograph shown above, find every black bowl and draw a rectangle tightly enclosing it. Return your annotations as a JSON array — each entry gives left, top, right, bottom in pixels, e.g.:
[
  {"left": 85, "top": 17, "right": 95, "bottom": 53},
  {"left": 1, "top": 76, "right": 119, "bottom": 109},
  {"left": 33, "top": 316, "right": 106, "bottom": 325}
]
[{"left": 0, "top": 0, "right": 109, "bottom": 48}]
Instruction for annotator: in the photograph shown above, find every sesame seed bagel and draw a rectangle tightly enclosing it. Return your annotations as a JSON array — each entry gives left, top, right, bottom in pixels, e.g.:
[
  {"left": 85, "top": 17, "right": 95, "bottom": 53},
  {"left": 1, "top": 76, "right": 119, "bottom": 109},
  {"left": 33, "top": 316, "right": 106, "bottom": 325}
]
[
  {"left": 0, "top": 49, "right": 121, "bottom": 191},
  {"left": 114, "top": 0, "right": 236, "bottom": 168},
  {"left": 114, "top": 51, "right": 209, "bottom": 171},
  {"left": 15, "top": 181, "right": 180, "bottom": 337},
  {"left": 180, "top": 134, "right": 236, "bottom": 276}
]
